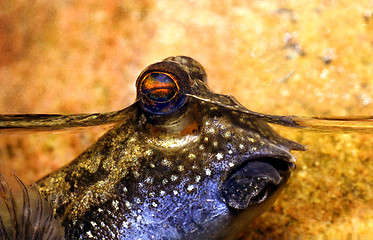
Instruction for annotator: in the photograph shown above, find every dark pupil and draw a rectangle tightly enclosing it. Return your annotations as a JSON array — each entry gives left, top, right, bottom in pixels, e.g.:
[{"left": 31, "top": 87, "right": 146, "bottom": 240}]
[{"left": 141, "top": 73, "right": 177, "bottom": 102}]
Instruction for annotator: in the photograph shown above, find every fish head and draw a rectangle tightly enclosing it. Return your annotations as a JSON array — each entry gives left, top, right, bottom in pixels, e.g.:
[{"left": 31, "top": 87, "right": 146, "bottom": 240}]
[{"left": 129, "top": 56, "right": 305, "bottom": 238}]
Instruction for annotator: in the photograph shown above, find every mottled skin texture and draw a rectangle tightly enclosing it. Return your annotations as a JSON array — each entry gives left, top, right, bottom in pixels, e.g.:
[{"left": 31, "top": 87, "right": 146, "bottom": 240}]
[{"left": 34, "top": 56, "right": 306, "bottom": 239}]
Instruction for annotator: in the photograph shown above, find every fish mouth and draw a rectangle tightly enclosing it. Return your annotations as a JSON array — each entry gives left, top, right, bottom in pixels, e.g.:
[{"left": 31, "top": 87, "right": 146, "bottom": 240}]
[{"left": 220, "top": 157, "right": 293, "bottom": 210}]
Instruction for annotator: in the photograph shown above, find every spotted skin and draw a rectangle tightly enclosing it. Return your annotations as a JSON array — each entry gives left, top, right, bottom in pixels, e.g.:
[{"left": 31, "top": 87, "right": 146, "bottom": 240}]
[{"left": 33, "top": 56, "right": 306, "bottom": 239}]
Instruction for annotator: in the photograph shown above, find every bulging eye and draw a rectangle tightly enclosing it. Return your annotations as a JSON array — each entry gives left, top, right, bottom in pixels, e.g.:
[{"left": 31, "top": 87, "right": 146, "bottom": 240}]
[
  {"left": 138, "top": 71, "right": 187, "bottom": 114},
  {"left": 140, "top": 72, "right": 178, "bottom": 102}
]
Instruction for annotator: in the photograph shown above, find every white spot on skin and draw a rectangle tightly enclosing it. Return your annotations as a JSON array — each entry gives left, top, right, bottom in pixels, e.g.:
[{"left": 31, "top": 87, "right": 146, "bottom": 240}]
[
  {"left": 187, "top": 185, "right": 195, "bottom": 191},
  {"left": 135, "top": 198, "right": 141, "bottom": 204},
  {"left": 138, "top": 183, "right": 143, "bottom": 188},
  {"left": 162, "top": 179, "right": 168, "bottom": 185},
  {"left": 133, "top": 171, "right": 140, "bottom": 178},
  {"left": 86, "top": 230, "right": 94, "bottom": 238},
  {"left": 195, "top": 175, "right": 201, "bottom": 182},
  {"left": 213, "top": 141, "right": 218, "bottom": 147},
  {"left": 150, "top": 163, "right": 155, "bottom": 168},
  {"left": 205, "top": 169, "right": 211, "bottom": 176},
  {"left": 204, "top": 137, "right": 209, "bottom": 142},
  {"left": 252, "top": 147, "right": 257, "bottom": 151},
  {"left": 192, "top": 165, "right": 198, "bottom": 169},
  {"left": 125, "top": 201, "right": 132, "bottom": 209},
  {"left": 229, "top": 162, "right": 234, "bottom": 167},
  {"left": 228, "top": 150, "right": 233, "bottom": 154},
  {"left": 98, "top": 208, "right": 103, "bottom": 212},
  {"left": 146, "top": 149, "right": 153, "bottom": 156},
  {"left": 122, "top": 222, "right": 128, "bottom": 229},
  {"left": 162, "top": 158, "right": 171, "bottom": 167},
  {"left": 239, "top": 144, "right": 244, "bottom": 149},
  {"left": 207, "top": 127, "right": 215, "bottom": 133},
  {"left": 90, "top": 221, "right": 97, "bottom": 227},
  {"left": 171, "top": 175, "right": 178, "bottom": 181},
  {"left": 178, "top": 165, "right": 184, "bottom": 172},
  {"left": 173, "top": 190, "right": 178, "bottom": 195},
  {"left": 160, "top": 190, "right": 166, "bottom": 196},
  {"left": 188, "top": 153, "right": 196, "bottom": 159},
  {"left": 216, "top": 153, "right": 223, "bottom": 160},
  {"left": 145, "top": 177, "right": 153, "bottom": 184},
  {"left": 112, "top": 200, "right": 119, "bottom": 210},
  {"left": 149, "top": 192, "right": 155, "bottom": 197},
  {"left": 123, "top": 187, "right": 128, "bottom": 193},
  {"left": 224, "top": 131, "right": 231, "bottom": 138},
  {"left": 152, "top": 202, "right": 158, "bottom": 207}
]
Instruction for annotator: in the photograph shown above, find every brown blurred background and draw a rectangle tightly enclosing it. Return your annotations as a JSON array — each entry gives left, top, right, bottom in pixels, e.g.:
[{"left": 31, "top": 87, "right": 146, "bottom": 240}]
[{"left": 0, "top": 0, "right": 372, "bottom": 239}]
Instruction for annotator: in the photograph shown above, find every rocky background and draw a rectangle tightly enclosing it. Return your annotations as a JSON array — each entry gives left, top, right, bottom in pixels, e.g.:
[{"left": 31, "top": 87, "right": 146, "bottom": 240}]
[{"left": 0, "top": 0, "right": 372, "bottom": 239}]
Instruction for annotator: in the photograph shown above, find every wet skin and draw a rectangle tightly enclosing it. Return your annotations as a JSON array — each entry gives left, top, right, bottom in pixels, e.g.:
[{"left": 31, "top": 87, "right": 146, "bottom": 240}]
[{"left": 1, "top": 56, "right": 307, "bottom": 239}]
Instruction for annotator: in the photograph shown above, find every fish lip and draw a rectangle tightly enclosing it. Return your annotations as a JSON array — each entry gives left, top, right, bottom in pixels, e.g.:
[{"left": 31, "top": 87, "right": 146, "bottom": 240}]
[
  {"left": 219, "top": 156, "right": 293, "bottom": 209},
  {"left": 224, "top": 156, "right": 293, "bottom": 182}
]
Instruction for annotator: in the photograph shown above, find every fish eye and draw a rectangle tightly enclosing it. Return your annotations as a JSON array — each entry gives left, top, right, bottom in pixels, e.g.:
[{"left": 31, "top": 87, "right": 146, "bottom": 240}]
[
  {"left": 140, "top": 72, "right": 178, "bottom": 102},
  {"left": 138, "top": 71, "right": 187, "bottom": 114}
]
